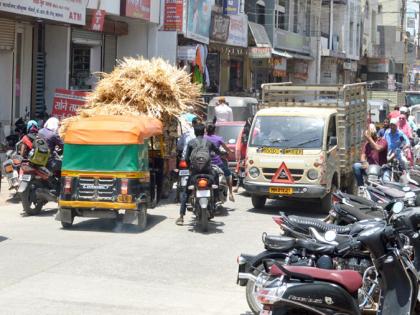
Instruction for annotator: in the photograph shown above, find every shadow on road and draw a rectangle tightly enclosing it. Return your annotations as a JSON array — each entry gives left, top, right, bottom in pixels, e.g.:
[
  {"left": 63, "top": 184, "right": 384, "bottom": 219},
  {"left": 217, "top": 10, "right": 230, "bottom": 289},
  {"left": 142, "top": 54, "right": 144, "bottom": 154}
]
[
  {"left": 20, "top": 207, "right": 58, "bottom": 217},
  {"left": 247, "top": 199, "right": 325, "bottom": 218},
  {"left": 186, "top": 218, "right": 225, "bottom": 234},
  {"left": 61, "top": 214, "right": 167, "bottom": 234}
]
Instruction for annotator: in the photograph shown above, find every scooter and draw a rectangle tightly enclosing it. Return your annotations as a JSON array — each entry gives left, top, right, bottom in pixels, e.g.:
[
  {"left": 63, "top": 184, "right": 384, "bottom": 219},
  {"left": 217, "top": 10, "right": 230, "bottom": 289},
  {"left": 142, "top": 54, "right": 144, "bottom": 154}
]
[{"left": 239, "top": 203, "right": 420, "bottom": 315}]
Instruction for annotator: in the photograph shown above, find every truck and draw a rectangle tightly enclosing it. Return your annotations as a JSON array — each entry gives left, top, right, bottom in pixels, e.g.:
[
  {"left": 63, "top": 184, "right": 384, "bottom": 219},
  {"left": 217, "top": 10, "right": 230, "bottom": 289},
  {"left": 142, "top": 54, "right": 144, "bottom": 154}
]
[{"left": 243, "top": 83, "right": 368, "bottom": 211}]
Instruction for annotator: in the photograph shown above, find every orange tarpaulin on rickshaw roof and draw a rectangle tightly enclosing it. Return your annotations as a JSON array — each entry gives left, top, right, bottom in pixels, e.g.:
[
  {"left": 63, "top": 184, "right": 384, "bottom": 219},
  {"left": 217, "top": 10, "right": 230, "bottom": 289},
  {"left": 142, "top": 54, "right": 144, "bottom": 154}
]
[{"left": 64, "top": 115, "right": 163, "bottom": 145}]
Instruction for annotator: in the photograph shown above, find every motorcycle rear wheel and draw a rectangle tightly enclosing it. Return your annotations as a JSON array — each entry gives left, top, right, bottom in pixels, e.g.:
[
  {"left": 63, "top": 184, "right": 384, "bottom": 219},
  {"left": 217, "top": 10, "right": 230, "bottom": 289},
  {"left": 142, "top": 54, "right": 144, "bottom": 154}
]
[
  {"left": 200, "top": 207, "right": 208, "bottom": 232},
  {"left": 21, "top": 184, "right": 43, "bottom": 215}
]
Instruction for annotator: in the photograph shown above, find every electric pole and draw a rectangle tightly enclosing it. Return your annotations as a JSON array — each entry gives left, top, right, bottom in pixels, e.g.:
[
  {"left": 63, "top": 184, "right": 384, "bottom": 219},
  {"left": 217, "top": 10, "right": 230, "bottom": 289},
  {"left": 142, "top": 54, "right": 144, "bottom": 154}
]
[{"left": 402, "top": 0, "right": 409, "bottom": 89}]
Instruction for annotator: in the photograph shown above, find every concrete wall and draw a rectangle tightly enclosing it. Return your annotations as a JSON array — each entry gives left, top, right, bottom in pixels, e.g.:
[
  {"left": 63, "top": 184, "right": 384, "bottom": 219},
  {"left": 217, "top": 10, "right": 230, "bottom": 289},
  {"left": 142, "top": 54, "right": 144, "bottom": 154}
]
[
  {"left": 18, "top": 23, "right": 33, "bottom": 118},
  {"left": 87, "top": 0, "right": 121, "bottom": 15},
  {"left": 117, "top": 19, "right": 149, "bottom": 59},
  {"left": 44, "top": 24, "right": 70, "bottom": 113},
  {"left": 156, "top": 31, "right": 177, "bottom": 64}
]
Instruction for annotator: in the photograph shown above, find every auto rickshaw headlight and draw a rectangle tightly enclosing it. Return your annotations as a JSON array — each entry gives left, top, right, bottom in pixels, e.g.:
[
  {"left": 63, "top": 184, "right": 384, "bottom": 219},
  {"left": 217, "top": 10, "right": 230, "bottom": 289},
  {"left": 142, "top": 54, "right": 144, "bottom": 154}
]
[{"left": 249, "top": 167, "right": 260, "bottom": 178}]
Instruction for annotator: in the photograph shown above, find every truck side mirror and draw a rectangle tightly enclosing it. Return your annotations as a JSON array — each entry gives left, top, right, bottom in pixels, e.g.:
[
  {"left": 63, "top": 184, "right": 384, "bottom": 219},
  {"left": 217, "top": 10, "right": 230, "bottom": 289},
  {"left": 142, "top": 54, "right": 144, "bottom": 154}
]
[{"left": 329, "top": 137, "right": 337, "bottom": 147}]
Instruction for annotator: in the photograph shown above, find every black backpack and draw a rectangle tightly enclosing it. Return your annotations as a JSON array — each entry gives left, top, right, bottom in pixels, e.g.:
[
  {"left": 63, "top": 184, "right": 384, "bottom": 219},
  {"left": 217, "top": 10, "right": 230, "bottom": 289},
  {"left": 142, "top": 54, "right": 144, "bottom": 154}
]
[{"left": 190, "top": 138, "right": 211, "bottom": 173}]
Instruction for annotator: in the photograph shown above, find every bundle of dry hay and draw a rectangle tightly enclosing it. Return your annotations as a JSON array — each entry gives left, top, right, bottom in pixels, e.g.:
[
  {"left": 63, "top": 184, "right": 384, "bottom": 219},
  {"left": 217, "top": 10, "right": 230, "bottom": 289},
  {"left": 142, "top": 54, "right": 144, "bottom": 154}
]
[{"left": 60, "top": 57, "right": 202, "bottom": 137}]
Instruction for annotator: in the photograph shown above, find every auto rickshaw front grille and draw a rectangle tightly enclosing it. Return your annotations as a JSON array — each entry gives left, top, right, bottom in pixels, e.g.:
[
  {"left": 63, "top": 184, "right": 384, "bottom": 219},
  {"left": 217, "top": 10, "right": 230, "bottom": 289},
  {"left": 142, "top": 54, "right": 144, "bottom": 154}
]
[{"left": 77, "top": 177, "right": 116, "bottom": 201}]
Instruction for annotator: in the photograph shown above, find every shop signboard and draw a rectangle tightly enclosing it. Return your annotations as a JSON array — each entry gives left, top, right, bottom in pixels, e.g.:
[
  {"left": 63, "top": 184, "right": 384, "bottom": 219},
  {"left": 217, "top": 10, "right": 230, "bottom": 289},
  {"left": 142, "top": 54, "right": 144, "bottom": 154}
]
[
  {"left": 291, "top": 60, "right": 308, "bottom": 80},
  {"left": 248, "top": 47, "right": 271, "bottom": 59},
  {"left": 367, "top": 58, "right": 389, "bottom": 73},
  {"left": 223, "top": 0, "right": 239, "bottom": 15},
  {"left": 164, "top": 0, "right": 183, "bottom": 31},
  {"left": 52, "top": 88, "right": 88, "bottom": 120},
  {"left": 122, "top": 0, "right": 150, "bottom": 21},
  {"left": 226, "top": 14, "right": 247, "bottom": 47},
  {"left": 0, "top": 0, "right": 87, "bottom": 25},
  {"left": 273, "top": 58, "right": 287, "bottom": 77},
  {"left": 210, "top": 13, "right": 230, "bottom": 42},
  {"left": 89, "top": 9, "right": 106, "bottom": 32},
  {"left": 177, "top": 45, "right": 196, "bottom": 61},
  {"left": 186, "top": 0, "right": 213, "bottom": 44}
]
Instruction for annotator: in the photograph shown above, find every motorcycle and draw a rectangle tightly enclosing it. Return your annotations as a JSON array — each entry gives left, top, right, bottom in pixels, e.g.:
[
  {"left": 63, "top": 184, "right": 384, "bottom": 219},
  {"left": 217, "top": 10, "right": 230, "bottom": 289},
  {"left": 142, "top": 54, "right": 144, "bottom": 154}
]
[
  {"left": 1, "top": 150, "right": 22, "bottom": 193},
  {"left": 240, "top": 204, "right": 419, "bottom": 315},
  {"left": 187, "top": 173, "right": 217, "bottom": 232},
  {"left": 18, "top": 151, "right": 61, "bottom": 215}
]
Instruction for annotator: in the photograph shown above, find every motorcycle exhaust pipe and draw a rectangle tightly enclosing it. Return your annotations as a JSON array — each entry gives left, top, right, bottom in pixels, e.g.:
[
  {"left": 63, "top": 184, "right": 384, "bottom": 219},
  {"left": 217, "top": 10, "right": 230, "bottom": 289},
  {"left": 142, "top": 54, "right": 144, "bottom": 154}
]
[
  {"left": 238, "top": 273, "right": 257, "bottom": 282},
  {"left": 35, "top": 189, "right": 57, "bottom": 202}
]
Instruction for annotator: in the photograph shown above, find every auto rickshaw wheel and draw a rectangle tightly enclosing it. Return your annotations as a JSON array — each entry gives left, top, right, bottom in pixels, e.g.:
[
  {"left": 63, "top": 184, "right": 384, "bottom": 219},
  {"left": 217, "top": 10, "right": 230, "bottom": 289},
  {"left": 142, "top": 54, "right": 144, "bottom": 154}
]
[
  {"left": 137, "top": 208, "right": 147, "bottom": 230},
  {"left": 60, "top": 208, "right": 74, "bottom": 229}
]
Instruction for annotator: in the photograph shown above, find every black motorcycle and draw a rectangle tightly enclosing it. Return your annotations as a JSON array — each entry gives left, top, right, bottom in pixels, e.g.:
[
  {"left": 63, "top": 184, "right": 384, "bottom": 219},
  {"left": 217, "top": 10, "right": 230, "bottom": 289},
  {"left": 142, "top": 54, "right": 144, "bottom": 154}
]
[
  {"left": 239, "top": 203, "right": 420, "bottom": 314},
  {"left": 187, "top": 174, "right": 216, "bottom": 232}
]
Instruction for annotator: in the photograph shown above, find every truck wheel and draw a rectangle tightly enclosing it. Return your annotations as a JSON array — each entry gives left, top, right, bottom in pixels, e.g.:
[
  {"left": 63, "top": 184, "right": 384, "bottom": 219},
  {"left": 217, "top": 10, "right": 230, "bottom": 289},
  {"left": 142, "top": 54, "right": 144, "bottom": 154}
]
[
  {"left": 137, "top": 209, "right": 147, "bottom": 230},
  {"left": 251, "top": 195, "right": 266, "bottom": 209}
]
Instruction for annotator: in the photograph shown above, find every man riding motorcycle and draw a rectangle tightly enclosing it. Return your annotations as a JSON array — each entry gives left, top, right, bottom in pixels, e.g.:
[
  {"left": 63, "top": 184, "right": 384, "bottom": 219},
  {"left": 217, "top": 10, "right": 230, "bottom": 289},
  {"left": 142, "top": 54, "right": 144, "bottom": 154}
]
[
  {"left": 205, "top": 123, "right": 235, "bottom": 202},
  {"left": 384, "top": 117, "right": 410, "bottom": 170},
  {"left": 176, "top": 123, "right": 221, "bottom": 226}
]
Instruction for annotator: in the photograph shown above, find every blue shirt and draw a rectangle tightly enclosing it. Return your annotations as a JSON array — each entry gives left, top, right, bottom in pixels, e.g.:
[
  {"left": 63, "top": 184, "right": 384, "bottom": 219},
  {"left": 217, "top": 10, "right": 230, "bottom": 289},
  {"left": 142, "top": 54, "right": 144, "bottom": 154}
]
[
  {"left": 377, "top": 128, "right": 388, "bottom": 138},
  {"left": 384, "top": 129, "right": 409, "bottom": 156}
]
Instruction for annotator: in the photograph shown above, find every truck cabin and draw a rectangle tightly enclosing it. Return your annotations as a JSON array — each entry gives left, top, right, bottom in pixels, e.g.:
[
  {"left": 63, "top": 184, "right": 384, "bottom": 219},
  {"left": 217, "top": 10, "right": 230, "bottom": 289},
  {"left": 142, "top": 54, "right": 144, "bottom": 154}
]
[{"left": 207, "top": 96, "right": 258, "bottom": 122}]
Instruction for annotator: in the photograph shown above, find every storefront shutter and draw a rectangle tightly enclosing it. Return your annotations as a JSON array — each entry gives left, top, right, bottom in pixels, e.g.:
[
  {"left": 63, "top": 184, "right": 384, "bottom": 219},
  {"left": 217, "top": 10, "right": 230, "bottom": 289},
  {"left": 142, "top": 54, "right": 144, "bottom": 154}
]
[
  {"left": 0, "top": 18, "right": 15, "bottom": 50},
  {"left": 71, "top": 29, "right": 102, "bottom": 46},
  {"left": 103, "top": 35, "right": 117, "bottom": 73}
]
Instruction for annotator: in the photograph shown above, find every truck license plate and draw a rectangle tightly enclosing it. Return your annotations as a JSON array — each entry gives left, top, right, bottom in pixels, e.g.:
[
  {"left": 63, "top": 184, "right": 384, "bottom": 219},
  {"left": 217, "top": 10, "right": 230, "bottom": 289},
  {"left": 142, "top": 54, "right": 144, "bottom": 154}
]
[
  {"left": 283, "top": 149, "right": 303, "bottom": 155},
  {"left": 261, "top": 147, "right": 280, "bottom": 154},
  {"left": 269, "top": 187, "right": 293, "bottom": 195}
]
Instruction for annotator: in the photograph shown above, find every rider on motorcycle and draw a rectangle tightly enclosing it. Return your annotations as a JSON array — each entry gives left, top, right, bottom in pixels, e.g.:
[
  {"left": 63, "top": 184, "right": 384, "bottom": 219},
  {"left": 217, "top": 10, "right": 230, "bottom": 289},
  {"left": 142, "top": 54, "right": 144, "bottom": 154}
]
[
  {"left": 352, "top": 123, "right": 388, "bottom": 192},
  {"left": 204, "top": 123, "right": 235, "bottom": 202},
  {"left": 18, "top": 120, "right": 39, "bottom": 158},
  {"left": 176, "top": 123, "right": 221, "bottom": 226},
  {"left": 384, "top": 117, "right": 410, "bottom": 170}
]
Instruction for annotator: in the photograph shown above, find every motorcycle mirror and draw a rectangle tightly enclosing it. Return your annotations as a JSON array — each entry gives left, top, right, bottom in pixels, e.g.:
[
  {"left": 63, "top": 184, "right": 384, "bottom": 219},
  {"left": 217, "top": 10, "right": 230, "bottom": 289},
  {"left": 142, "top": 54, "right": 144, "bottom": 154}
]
[
  {"left": 392, "top": 201, "right": 404, "bottom": 214},
  {"left": 324, "top": 230, "right": 337, "bottom": 242}
]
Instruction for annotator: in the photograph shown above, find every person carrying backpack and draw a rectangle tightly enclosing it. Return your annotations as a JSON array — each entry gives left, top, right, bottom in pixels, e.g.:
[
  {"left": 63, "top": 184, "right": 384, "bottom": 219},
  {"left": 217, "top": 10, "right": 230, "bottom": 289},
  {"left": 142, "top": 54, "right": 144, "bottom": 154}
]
[{"left": 176, "top": 123, "right": 221, "bottom": 225}]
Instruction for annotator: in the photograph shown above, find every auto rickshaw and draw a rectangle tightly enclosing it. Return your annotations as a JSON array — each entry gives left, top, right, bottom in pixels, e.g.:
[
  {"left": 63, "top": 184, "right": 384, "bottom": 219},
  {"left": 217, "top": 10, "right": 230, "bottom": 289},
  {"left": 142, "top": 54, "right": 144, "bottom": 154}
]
[{"left": 56, "top": 115, "right": 162, "bottom": 230}]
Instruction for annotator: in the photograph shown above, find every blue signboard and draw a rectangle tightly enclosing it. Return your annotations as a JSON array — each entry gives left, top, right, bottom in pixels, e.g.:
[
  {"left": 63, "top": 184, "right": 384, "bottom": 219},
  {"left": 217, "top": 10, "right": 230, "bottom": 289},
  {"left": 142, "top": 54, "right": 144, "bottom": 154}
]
[{"left": 223, "top": 0, "right": 239, "bottom": 15}]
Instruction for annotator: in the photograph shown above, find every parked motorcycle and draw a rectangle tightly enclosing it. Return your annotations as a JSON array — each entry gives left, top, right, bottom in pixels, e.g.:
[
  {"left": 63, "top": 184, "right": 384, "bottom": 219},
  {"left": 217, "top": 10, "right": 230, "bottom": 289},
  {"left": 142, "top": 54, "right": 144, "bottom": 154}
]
[
  {"left": 1, "top": 150, "right": 22, "bottom": 193},
  {"left": 239, "top": 204, "right": 419, "bottom": 314},
  {"left": 18, "top": 152, "right": 61, "bottom": 215}
]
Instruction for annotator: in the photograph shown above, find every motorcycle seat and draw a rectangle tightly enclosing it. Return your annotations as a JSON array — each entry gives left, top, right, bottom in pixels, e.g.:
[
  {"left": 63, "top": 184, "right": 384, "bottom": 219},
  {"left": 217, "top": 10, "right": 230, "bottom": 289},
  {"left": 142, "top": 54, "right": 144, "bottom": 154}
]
[
  {"left": 270, "top": 264, "right": 363, "bottom": 294},
  {"left": 284, "top": 215, "right": 351, "bottom": 235},
  {"left": 263, "top": 235, "right": 335, "bottom": 255},
  {"left": 334, "top": 203, "right": 384, "bottom": 221}
]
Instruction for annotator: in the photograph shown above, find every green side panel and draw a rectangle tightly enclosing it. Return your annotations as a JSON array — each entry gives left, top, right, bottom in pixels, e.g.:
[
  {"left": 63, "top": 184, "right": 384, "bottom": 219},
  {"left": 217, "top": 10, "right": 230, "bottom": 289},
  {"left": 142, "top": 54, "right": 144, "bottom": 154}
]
[{"left": 63, "top": 144, "right": 144, "bottom": 172}]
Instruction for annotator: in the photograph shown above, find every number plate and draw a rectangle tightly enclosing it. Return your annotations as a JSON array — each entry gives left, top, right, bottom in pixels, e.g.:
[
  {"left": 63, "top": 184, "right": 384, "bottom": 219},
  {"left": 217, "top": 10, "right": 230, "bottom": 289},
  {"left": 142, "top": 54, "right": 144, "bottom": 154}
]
[
  {"left": 261, "top": 147, "right": 280, "bottom": 154},
  {"left": 196, "top": 190, "right": 211, "bottom": 197},
  {"left": 269, "top": 187, "right": 293, "bottom": 195},
  {"left": 21, "top": 174, "right": 32, "bottom": 182},
  {"left": 283, "top": 149, "right": 303, "bottom": 155},
  {"left": 260, "top": 310, "right": 272, "bottom": 315},
  {"left": 179, "top": 169, "right": 190, "bottom": 176}
]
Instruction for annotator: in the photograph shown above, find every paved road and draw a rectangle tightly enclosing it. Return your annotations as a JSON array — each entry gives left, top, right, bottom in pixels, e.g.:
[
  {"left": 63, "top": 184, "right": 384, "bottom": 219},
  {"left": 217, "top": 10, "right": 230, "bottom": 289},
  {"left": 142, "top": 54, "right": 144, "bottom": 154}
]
[{"left": 0, "top": 188, "right": 324, "bottom": 315}]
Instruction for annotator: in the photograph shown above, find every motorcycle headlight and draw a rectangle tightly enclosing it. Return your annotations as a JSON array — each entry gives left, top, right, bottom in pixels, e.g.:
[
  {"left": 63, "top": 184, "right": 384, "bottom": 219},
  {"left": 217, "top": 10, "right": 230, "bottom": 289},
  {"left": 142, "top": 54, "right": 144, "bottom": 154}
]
[
  {"left": 248, "top": 167, "right": 260, "bottom": 178},
  {"left": 307, "top": 169, "right": 319, "bottom": 180}
]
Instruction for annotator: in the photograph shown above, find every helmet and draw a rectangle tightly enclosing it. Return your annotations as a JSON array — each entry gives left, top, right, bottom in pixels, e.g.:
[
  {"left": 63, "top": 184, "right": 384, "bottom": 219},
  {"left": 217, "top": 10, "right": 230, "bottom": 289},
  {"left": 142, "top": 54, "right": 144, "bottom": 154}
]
[{"left": 27, "top": 120, "right": 38, "bottom": 132}]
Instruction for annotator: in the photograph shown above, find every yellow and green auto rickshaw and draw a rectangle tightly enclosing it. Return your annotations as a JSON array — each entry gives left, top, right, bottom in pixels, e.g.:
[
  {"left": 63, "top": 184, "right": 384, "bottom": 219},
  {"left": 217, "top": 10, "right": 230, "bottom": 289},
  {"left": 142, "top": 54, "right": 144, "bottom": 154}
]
[{"left": 56, "top": 115, "right": 162, "bottom": 229}]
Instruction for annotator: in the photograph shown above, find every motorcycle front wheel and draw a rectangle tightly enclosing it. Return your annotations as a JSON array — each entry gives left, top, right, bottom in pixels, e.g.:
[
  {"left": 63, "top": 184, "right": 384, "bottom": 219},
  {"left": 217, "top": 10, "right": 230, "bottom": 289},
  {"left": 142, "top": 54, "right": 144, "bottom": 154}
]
[{"left": 21, "top": 182, "right": 43, "bottom": 215}]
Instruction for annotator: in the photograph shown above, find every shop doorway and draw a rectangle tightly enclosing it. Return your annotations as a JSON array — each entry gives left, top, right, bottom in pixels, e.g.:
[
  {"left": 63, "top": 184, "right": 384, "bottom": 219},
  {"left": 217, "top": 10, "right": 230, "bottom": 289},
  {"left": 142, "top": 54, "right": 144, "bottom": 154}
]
[{"left": 229, "top": 59, "right": 243, "bottom": 92}]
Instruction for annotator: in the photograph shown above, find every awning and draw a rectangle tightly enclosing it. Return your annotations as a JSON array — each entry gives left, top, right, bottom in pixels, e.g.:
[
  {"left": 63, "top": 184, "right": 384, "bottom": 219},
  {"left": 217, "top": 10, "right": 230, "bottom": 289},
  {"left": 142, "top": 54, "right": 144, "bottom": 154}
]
[
  {"left": 272, "top": 49, "right": 293, "bottom": 59},
  {"left": 248, "top": 22, "right": 272, "bottom": 48},
  {"left": 290, "top": 53, "right": 314, "bottom": 61}
]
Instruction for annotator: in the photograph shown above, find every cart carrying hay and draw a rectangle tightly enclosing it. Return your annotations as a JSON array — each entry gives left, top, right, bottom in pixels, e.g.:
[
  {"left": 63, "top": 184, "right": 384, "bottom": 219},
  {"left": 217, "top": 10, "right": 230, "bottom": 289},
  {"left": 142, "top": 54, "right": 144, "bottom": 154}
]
[{"left": 57, "top": 58, "right": 203, "bottom": 229}]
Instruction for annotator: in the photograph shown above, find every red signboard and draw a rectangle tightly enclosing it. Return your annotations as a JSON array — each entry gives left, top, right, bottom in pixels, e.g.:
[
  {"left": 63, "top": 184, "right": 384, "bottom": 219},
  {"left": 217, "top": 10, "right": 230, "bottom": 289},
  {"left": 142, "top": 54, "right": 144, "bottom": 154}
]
[
  {"left": 124, "top": 0, "right": 151, "bottom": 21},
  {"left": 90, "top": 9, "right": 106, "bottom": 32},
  {"left": 52, "top": 88, "right": 88, "bottom": 120},
  {"left": 164, "top": 0, "right": 183, "bottom": 31}
]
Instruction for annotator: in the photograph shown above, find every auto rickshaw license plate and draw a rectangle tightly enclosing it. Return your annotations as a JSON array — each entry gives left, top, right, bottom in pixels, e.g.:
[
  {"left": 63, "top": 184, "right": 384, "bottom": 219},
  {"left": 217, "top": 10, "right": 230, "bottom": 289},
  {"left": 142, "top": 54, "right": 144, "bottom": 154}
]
[
  {"left": 269, "top": 187, "right": 293, "bottom": 195},
  {"left": 261, "top": 147, "right": 280, "bottom": 154},
  {"left": 117, "top": 195, "right": 133, "bottom": 203}
]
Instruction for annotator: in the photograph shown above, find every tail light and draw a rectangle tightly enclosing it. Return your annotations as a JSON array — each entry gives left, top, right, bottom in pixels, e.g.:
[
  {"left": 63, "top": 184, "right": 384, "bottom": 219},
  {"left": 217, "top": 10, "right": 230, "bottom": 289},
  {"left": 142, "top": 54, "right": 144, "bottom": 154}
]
[
  {"left": 197, "top": 178, "right": 208, "bottom": 189},
  {"left": 179, "top": 160, "right": 188, "bottom": 169},
  {"left": 272, "top": 216, "right": 284, "bottom": 226},
  {"left": 332, "top": 194, "right": 341, "bottom": 205},
  {"left": 121, "top": 178, "right": 128, "bottom": 195},
  {"left": 64, "top": 177, "right": 72, "bottom": 194}
]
